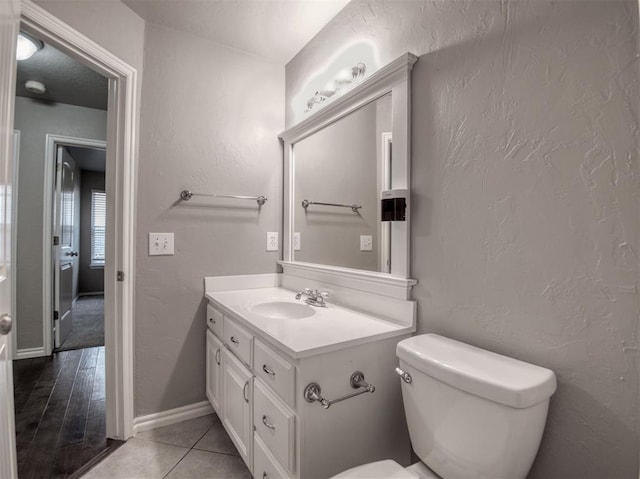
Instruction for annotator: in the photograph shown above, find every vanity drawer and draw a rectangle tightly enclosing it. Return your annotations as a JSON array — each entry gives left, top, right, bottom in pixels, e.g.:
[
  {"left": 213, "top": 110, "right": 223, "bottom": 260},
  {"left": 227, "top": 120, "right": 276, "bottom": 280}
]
[
  {"left": 206, "top": 304, "right": 223, "bottom": 339},
  {"left": 224, "top": 317, "right": 253, "bottom": 367},
  {"left": 254, "top": 433, "right": 290, "bottom": 479},
  {"left": 254, "top": 380, "right": 295, "bottom": 474},
  {"left": 254, "top": 339, "right": 295, "bottom": 407}
]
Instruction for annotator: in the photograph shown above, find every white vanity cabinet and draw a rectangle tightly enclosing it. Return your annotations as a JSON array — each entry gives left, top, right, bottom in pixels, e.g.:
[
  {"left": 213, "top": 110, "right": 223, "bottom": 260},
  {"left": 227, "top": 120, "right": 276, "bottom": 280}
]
[
  {"left": 205, "top": 330, "right": 223, "bottom": 413},
  {"left": 205, "top": 298, "right": 411, "bottom": 479},
  {"left": 221, "top": 347, "right": 253, "bottom": 467}
]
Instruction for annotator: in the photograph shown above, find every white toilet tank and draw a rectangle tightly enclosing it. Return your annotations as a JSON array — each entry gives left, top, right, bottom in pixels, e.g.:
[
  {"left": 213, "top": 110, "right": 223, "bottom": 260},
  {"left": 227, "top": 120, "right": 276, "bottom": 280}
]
[{"left": 396, "top": 334, "right": 557, "bottom": 479}]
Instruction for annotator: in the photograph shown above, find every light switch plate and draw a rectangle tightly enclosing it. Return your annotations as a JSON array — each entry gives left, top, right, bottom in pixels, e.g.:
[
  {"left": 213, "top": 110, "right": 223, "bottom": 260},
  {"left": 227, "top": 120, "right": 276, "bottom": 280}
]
[
  {"left": 149, "top": 233, "right": 174, "bottom": 256},
  {"left": 267, "top": 232, "right": 278, "bottom": 251},
  {"left": 293, "top": 232, "right": 301, "bottom": 251},
  {"left": 360, "top": 235, "right": 373, "bottom": 251}
]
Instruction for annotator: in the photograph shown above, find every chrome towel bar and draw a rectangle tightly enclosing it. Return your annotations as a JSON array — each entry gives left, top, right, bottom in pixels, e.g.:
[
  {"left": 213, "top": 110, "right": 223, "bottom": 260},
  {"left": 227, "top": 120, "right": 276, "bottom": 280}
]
[
  {"left": 301, "top": 199, "right": 361, "bottom": 213},
  {"left": 304, "top": 371, "right": 375, "bottom": 409},
  {"left": 180, "top": 189, "right": 267, "bottom": 206}
]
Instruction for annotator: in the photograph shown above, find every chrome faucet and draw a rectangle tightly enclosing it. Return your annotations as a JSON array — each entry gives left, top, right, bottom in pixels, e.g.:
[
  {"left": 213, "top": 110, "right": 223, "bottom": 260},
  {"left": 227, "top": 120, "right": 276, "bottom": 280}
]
[{"left": 295, "top": 288, "right": 329, "bottom": 307}]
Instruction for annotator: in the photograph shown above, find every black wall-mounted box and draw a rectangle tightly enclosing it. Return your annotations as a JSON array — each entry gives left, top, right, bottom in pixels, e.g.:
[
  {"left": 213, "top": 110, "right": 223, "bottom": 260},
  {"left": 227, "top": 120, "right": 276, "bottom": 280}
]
[{"left": 381, "top": 189, "right": 407, "bottom": 222}]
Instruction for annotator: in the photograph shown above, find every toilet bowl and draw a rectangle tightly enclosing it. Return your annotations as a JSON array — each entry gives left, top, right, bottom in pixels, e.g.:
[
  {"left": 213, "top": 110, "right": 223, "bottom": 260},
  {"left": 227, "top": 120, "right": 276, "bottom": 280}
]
[{"left": 332, "top": 334, "right": 557, "bottom": 479}]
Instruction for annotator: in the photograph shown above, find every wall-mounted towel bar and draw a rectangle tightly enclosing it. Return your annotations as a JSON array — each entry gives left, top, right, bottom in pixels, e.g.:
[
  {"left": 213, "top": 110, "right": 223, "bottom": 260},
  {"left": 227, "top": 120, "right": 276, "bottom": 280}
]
[
  {"left": 180, "top": 190, "right": 267, "bottom": 206},
  {"left": 301, "top": 199, "right": 361, "bottom": 213},
  {"left": 304, "top": 371, "right": 375, "bottom": 409}
]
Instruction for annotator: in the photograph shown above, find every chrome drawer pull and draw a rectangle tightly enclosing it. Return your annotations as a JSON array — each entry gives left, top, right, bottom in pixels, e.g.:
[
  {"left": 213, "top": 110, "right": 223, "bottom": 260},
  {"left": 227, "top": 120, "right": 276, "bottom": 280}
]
[
  {"left": 243, "top": 381, "right": 250, "bottom": 403},
  {"left": 215, "top": 349, "right": 220, "bottom": 366},
  {"left": 230, "top": 336, "right": 240, "bottom": 345},
  {"left": 262, "top": 364, "right": 276, "bottom": 376},
  {"left": 262, "top": 415, "right": 276, "bottom": 430},
  {"left": 395, "top": 367, "right": 412, "bottom": 384}
]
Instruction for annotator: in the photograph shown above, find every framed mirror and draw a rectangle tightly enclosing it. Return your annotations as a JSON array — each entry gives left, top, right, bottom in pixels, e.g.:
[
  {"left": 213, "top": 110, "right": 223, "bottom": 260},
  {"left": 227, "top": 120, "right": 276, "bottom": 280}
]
[
  {"left": 279, "top": 53, "right": 417, "bottom": 294},
  {"left": 293, "top": 93, "right": 392, "bottom": 273}
]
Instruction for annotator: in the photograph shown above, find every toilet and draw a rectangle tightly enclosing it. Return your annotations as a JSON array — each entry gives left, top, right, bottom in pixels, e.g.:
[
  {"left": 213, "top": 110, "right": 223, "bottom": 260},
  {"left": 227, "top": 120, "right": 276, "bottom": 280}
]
[{"left": 333, "top": 334, "right": 557, "bottom": 479}]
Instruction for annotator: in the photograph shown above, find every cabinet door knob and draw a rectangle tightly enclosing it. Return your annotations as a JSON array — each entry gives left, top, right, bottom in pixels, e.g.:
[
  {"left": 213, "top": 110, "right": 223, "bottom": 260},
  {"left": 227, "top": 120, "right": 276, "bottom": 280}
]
[
  {"left": 262, "top": 415, "right": 276, "bottom": 430},
  {"left": 262, "top": 364, "right": 275, "bottom": 376},
  {"left": 0, "top": 314, "right": 12, "bottom": 335},
  {"left": 209, "top": 317, "right": 215, "bottom": 324},
  {"left": 230, "top": 336, "right": 239, "bottom": 345}
]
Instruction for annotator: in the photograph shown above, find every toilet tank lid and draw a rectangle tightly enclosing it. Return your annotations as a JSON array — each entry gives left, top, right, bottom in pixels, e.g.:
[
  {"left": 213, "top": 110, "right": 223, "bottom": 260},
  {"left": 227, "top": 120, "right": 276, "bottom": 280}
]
[{"left": 397, "top": 334, "right": 557, "bottom": 409}]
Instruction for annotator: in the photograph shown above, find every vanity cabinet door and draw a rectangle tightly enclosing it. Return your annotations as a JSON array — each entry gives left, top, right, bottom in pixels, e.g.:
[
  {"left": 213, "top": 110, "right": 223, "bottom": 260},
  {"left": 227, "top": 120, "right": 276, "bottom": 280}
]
[
  {"left": 206, "top": 330, "right": 223, "bottom": 414},
  {"left": 222, "top": 348, "right": 253, "bottom": 472}
]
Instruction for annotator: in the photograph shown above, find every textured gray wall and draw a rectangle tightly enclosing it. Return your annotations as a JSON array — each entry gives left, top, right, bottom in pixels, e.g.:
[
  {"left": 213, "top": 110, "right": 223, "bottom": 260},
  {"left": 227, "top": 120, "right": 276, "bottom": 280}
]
[
  {"left": 134, "top": 23, "right": 284, "bottom": 416},
  {"left": 79, "top": 169, "right": 105, "bottom": 294},
  {"left": 294, "top": 99, "right": 379, "bottom": 271},
  {"left": 286, "top": 1, "right": 640, "bottom": 477},
  {"left": 13, "top": 97, "right": 107, "bottom": 350}
]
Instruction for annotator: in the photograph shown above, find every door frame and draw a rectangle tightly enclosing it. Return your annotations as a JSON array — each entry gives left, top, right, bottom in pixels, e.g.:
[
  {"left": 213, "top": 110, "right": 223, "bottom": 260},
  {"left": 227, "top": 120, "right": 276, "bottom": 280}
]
[
  {"left": 10, "top": 130, "right": 19, "bottom": 361},
  {"left": 18, "top": 0, "right": 138, "bottom": 440},
  {"left": 43, "top": 135, "right": 106, "bottom": 354}
]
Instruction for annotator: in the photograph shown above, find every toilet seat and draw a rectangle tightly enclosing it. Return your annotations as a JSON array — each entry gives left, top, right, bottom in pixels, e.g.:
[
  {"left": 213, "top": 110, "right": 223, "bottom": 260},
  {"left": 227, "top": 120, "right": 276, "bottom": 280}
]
[{"left": 331, "top": 460, "right": 419, "bottom": 479}]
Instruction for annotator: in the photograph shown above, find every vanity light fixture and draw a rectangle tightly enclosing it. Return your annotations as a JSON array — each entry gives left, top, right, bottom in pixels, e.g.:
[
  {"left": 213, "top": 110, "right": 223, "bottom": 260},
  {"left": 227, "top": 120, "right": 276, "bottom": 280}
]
[
  {"left": 16, "top": 32, "right": 43, "bottom": 61},
  {"left": 304, "top": 62, "right": 366, "bottom": 113}
]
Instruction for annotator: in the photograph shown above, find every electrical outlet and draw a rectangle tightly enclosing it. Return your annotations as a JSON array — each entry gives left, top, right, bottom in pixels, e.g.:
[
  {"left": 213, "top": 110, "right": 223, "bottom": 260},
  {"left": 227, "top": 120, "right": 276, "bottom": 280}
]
[
  {"left": 267, "top": 232, "right": 278, "bottom": 251},
  {"left": 149, "top": 233, "right": 174, "bottom": 256},
  {"left": 293, "top": 232, "right": 301, "bottom": 251},
  {"left": 360, "top": 235, "right": 373, "bottom": 251}
]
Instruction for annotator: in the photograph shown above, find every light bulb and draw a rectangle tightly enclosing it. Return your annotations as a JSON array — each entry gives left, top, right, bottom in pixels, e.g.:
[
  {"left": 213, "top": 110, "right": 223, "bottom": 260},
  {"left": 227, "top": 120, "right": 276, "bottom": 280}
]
[{"left": 16, "top": 33, "right": 41, "bottom": 61}]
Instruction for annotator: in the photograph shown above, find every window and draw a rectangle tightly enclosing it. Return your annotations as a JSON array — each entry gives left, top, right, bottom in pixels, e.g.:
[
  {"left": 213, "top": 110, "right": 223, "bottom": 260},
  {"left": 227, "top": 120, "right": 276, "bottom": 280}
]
[{"left": 91, "top": 190, "right": 106, "bottom": 266}]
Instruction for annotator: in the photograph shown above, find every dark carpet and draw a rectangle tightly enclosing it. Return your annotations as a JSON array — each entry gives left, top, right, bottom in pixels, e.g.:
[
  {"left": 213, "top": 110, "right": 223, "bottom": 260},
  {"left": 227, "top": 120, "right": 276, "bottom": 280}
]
[{"left": 57, "top": 295, "right": 104, "bottom": 352}]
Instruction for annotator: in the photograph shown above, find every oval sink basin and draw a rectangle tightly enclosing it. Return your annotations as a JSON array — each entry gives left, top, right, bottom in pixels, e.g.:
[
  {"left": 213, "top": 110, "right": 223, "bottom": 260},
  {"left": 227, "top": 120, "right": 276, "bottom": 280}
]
[{"left": 251, "top": 301, "right": 316, "bottom": 320}]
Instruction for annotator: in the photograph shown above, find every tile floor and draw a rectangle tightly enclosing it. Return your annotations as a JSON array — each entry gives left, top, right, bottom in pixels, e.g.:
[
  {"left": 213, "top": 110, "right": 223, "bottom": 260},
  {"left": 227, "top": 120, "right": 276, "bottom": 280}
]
[{"left": 82, "top": 414, "right": 251, "bottom": 479}]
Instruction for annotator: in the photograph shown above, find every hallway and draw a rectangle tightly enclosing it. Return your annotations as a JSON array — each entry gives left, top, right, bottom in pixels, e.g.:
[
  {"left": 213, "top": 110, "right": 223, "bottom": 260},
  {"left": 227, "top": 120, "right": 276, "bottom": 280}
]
[{"left": 12, "top": 346, "right": 121, "bottom": 478}]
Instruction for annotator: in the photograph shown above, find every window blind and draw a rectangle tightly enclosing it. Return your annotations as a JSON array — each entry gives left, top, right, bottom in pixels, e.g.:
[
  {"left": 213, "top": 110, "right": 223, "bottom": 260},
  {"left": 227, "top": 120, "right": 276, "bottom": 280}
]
[{"left": 91, "top": 190, "right": 106, "bottom": 264}]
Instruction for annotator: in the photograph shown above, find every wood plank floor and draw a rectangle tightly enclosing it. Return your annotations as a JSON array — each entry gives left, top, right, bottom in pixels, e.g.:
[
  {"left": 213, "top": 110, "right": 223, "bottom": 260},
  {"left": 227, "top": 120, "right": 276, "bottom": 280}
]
[{"left": 13, "top": 347, "right": 123, "bottom": 478}]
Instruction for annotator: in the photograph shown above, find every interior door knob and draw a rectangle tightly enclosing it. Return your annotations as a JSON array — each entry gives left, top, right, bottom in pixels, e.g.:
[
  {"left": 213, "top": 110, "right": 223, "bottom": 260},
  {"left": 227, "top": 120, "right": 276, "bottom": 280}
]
[
  {"left": 66, "top": 251, "right": 78, "bottom": 257},
  {"left": 0, "top": 314, "right": 13, "bottom": 335}
]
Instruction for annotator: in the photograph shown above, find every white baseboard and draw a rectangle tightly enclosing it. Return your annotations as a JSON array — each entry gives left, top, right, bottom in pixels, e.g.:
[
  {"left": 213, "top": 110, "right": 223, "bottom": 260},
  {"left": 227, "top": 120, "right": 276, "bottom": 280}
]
[
  {"left": 132, "top": 400, "right": 213, "bottom": 435},
  {"left": 15, "top": 346, "right": 46, "bottom": 360}
]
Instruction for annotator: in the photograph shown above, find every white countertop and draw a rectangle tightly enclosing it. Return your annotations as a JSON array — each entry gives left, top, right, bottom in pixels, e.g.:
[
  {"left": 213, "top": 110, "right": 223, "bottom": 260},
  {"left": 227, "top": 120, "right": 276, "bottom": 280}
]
[{"left": 205, "top": 287, "right": 413, "bottom": 359}]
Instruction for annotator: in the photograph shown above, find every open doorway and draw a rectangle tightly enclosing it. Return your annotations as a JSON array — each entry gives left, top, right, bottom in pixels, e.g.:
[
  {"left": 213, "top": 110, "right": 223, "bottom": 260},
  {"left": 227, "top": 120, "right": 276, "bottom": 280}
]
[
  {"left": 10, "top": 30, "right": 117, "bottom": 477},
  {"left": 53, "top": 143, "right": 106, "bottom": 353}
]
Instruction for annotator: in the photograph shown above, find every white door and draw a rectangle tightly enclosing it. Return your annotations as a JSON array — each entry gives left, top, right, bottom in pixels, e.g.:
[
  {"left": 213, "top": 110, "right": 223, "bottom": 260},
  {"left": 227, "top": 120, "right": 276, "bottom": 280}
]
[
  {"left": 53, "top": 146, "right": 77, "bottom": 348},
  {"left": 0, "top": 0, "right": 20, "bottom": 477}
]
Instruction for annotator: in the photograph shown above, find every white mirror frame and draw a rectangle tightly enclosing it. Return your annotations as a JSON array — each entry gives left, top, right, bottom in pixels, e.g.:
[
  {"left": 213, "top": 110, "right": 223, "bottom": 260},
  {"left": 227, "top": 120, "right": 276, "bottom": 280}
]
[{"left": 279, "top": 53, "right": 418, "bottom": 299}]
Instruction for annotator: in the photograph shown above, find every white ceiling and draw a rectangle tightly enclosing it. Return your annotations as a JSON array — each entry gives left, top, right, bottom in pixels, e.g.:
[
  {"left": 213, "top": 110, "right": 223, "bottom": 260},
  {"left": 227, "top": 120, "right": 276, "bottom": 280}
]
[
  {"left": 123, "top": 0, "right": 350, "bottom": 64},
  {"left": 16, "top": 37, "right": 108, "bottom": 110},
  {"left": 66, "top": 146, "right": 106, "bottom": 172}
]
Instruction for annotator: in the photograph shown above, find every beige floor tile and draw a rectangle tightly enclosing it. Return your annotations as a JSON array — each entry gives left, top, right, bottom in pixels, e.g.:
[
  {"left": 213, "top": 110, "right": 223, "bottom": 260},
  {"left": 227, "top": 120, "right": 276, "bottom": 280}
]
[
  {"left": 82, "top": 437, "right": 188, "bottom": 479},
  {"left": 165, "top": 449, "right": 251, "bottom": 479},
  {"left": 193, "top": 415, "right": 239, "bottom": 456},
  {"left": 136, "top": 414, "right": 216, "bottom": 448}
]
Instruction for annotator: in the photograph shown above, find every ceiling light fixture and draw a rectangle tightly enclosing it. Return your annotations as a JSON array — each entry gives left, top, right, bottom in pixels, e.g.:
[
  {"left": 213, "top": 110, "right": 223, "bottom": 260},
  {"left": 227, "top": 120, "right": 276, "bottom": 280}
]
[
  {"left": 25, "top": 80, "right": 46, "bottom": 94},
  {"left": 16, "top": 32, "right": 43, "bottom": 61}
]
